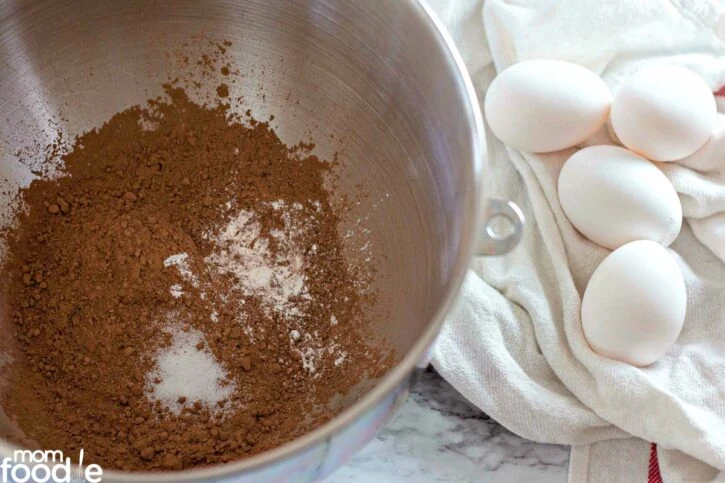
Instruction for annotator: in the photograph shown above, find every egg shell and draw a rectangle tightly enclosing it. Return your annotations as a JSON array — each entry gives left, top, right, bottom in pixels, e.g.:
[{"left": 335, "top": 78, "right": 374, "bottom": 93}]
[
  {"left": 558, "top": 145, "right": 682, "bottom": 249},
  {"left": 484, "top": 59, "right": 612, "bottom": 153},
  {"left": 678, "top": 113, "right": 725, "bottom": 172},
  {"left": 611, "top": 65, "right": 716, "bottom": 162},
  {"left": 581, "top": 240, "right": 686, "bottom": 367}
]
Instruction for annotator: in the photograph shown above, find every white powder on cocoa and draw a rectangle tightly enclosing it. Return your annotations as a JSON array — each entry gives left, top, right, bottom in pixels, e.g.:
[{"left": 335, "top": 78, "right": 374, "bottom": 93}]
[
  {"left": 146, "top": 325, "right": 235, "bottom": 414},
  {"left": 297, "top": 343, "right": 348, "bottom": 375},
  {"left": 170, "top": 284, "right": 183, "bottom": 298},
  {"left": 163, "top": 253, "right": 199, "bottom": 287},
  {"left": 155, "top": 200, "right": 345, "bottom": 376},
  {"left": 204, "top": 202, "right": 309, "bottom": 317}
]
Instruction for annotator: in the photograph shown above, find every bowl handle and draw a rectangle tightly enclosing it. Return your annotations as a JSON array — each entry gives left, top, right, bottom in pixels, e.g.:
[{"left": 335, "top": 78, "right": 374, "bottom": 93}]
[{"left": 477, "top": 199, "right": 525, "bottom": 256}]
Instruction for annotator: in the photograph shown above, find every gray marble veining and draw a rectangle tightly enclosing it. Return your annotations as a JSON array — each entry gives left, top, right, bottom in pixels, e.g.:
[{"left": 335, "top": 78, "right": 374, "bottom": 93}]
[{"left": 326, "top": 370, "right": 569, "bottom": 482}]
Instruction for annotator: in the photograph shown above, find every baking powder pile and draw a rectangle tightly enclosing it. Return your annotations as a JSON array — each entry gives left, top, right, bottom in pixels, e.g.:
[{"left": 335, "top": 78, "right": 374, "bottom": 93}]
[{"left": 0, "top": 51, "right": 391, "bottom": 471}]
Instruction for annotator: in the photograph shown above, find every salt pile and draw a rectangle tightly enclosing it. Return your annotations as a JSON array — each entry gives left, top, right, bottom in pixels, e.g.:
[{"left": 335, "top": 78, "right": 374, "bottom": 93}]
[{"left": 146, "top": 325, "right": 235, "bottom": 414}]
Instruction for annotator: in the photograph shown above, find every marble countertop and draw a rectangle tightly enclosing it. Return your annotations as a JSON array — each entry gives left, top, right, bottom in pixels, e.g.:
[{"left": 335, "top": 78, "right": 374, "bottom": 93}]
[{"left": 326, "top": 369, "right": 570, "bottom": 483}]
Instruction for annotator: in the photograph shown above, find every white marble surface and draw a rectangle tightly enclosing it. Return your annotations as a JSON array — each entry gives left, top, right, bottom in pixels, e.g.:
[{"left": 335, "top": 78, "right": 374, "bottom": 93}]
[{"left": 326, "top": 370, "right": 569, "bottom": 483}]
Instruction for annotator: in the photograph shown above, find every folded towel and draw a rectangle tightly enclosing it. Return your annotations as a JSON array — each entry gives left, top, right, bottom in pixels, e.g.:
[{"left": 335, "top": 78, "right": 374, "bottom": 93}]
[{"left": 425, "top": 0, "right": 725, "bottom": 480}]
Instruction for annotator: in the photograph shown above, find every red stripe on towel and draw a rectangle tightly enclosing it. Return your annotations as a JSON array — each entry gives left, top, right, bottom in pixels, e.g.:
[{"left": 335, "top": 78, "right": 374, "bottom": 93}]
[
  {"left": 648, "top": 443, "right": 663, "bottom": 483},
  {"left": 715, "top": 86, "right": 725, "bottom": 97}
]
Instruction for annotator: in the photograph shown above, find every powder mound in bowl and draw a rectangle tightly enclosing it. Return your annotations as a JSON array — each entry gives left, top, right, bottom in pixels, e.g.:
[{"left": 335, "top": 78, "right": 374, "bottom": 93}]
[{"left": 0, "top": 80, "right": 393, "bottom": 471}]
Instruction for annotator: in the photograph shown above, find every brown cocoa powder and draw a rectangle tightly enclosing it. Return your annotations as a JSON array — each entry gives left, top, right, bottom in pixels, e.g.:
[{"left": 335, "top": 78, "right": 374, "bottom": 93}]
[{"left": 1, "top": 82, "right": 391, "bottom": 471}]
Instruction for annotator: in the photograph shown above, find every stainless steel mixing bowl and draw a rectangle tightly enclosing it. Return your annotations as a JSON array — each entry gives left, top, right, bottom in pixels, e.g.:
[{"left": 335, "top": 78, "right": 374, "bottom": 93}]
[{"left": 0, "top": 1, "right": 523, "bottom": 481}]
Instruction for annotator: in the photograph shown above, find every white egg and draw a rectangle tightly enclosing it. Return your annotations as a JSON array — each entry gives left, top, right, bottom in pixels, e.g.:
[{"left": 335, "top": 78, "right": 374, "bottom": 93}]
[
  {"left": 484, "top": 60, "right": 612, "bottom": 153},
  {"left": 611, "top": 65, "right": 716, "bottom": 162},
  {"left": 558, "top": 145, "right": 682, "bottom": 249},
  {"left": 582, "top": 240, "right": 686, "bottom": 367}
]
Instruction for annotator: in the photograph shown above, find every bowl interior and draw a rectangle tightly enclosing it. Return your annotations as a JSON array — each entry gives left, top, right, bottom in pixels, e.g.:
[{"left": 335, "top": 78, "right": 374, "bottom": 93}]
[{"left": 0, "top": 0, "right": 482, "bottom": 477}]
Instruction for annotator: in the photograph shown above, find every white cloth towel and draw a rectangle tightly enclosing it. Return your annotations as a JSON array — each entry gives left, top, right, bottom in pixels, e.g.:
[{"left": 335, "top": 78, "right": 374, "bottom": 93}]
[{"left": 423, "top": 0, "right": 725, "bottom": 481}]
